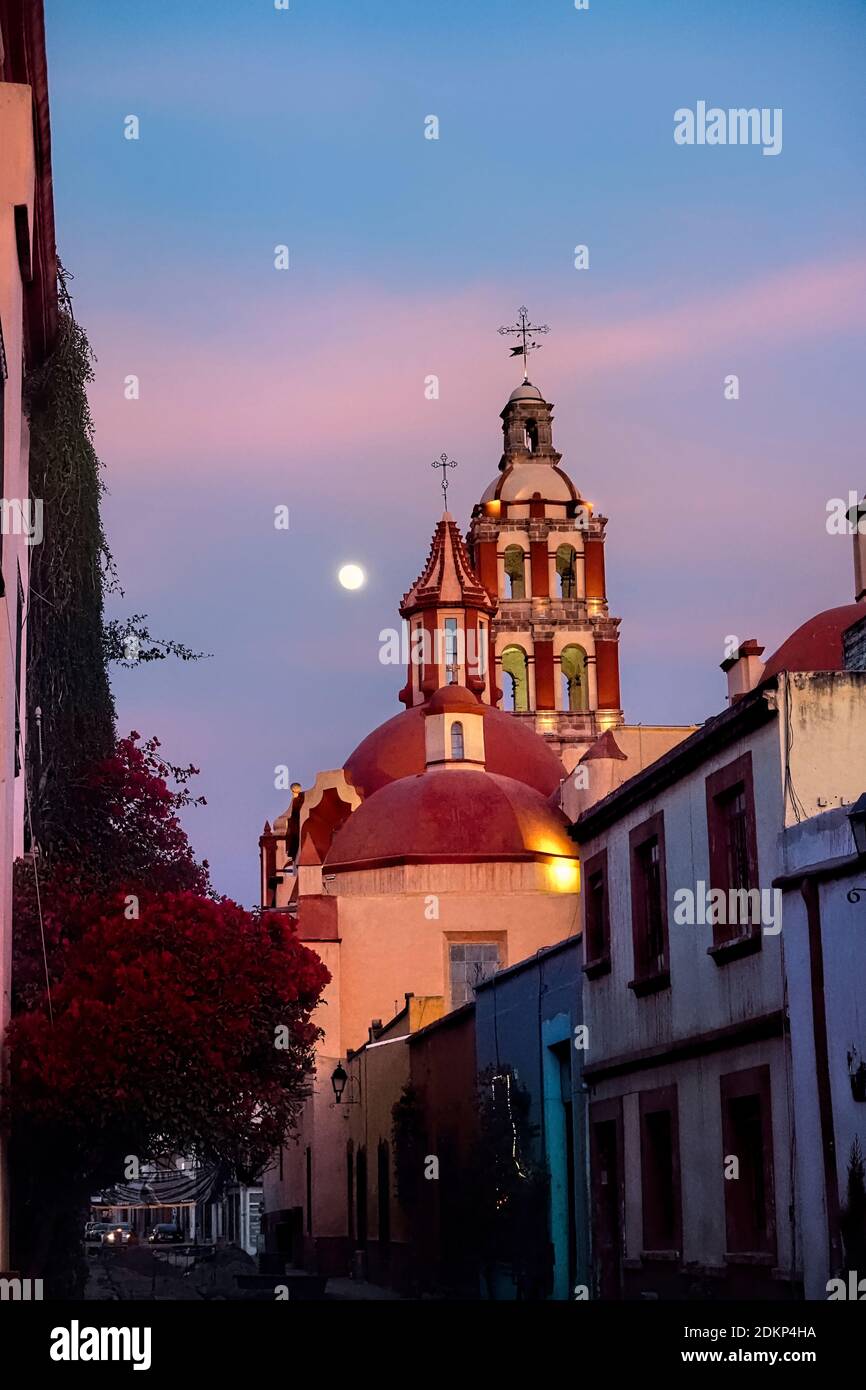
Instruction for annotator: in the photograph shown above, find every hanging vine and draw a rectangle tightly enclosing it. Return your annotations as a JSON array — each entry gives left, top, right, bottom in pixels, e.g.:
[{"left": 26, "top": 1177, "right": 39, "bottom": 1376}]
[
  {"left": 23, "top": 266, "right": 205, "bottom": 860},
  {"left": 24, "top": 269, "right": 116, "bottom": 857}
]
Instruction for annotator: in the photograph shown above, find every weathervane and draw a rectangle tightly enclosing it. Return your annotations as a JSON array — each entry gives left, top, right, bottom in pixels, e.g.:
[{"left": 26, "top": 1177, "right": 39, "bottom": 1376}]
[
  {"left": 431, "top": 452, "right": 458, "bottom": 509},
  {"left": 498, "top": 305, "right": 549, "bottom": 382}
]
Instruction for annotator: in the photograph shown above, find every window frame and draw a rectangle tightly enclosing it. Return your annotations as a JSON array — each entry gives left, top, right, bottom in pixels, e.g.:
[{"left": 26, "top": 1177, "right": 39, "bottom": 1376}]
[
  {"left": 639, "top": 1084, "right": 682, "bottom": 1258},
  {"left": 628, "top": 811, "right": 670, "bottom": 995},
  {"left": 720, "top": 1064, "right": 776, "bottom": 1262},
  {"left": 582, "top": 847, "right": 611, "bottom": 978},
  {"left": 705, "top": 752, "right": 762, "bottom": 963}
]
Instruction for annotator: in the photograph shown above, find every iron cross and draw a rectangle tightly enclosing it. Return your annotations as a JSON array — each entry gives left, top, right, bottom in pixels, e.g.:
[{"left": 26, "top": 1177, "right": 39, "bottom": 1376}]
[
  {"left": 431, "top": 452, "right": 458, "bottom": 509},
  {"left": 498, "top": 305, "right": 549, "bottom": 382}
]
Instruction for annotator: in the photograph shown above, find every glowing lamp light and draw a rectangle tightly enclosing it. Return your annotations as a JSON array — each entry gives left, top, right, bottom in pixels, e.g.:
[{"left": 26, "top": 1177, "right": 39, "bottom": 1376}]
[
  {"left": 338, "top": 563, "right": 365, "bottom": 591},
  {"left": 548, "top": 859, "right": 579, "bottom": 893}
]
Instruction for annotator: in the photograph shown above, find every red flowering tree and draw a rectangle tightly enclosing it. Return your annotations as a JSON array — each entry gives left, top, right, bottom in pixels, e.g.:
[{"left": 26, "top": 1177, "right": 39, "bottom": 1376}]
[
  {"left": 13, "top": 731, "right": 211, "bottom": 1011},
  {"left": 5, "top": 892, "right": 329, "bottom": 1284},
  {"left": 8, "top": 731, "right": 329, "bottom": 1294}
]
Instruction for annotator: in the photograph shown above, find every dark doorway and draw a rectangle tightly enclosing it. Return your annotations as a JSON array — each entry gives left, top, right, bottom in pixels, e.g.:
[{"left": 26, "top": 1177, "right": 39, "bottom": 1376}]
[
  {"left": 590, "top": 1099, "right": 624, "bottom": 1299},
  {"left": 356, "top": 1147, "right": 368, "bottom": 1247}
]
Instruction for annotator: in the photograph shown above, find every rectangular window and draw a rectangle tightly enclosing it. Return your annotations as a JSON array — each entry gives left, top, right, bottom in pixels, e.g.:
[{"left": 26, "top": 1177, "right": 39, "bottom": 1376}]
[
  {"left": 449, "top": 941, "right": 500, "bottom": 1006},
  {"left": 629, "top": 812, "right": 669, "bottom": 993},
  {"left": 639, "top": 1086, "right": 681, "bottom": 1254},
  {"left": 582, "top": 847, "right": 610, "bottom": 977},
  {"left": 444, "top": 618, "right": 459, "bottom": 683},
  {"left": 346, "top": 1143, "right": 355, "bottom": 1243},
  {"left": 721, "top": 1065, "right": 776, "bottom": 1258},
  {"left": 706, "top": 753, "right": 760, "bottom": 953},
  {"left": 305, "top": 1146, "right": 312, "bottom": 1235},
  {"left": 377, "top": 1141, "right": 390, "bottom": 1249},
  {"left": 14, "top": 563, "right": 23, "bottom": 775}
]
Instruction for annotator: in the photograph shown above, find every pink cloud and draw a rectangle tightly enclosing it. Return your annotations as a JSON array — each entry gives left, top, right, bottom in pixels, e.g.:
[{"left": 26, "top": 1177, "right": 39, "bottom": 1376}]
[{"left": 84, "top": 253, "right": 866, "bottom": 484}]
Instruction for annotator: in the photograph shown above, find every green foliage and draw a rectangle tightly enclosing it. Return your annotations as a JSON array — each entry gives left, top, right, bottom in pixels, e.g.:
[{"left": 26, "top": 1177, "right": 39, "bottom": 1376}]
[{"left": 24, "top": 278, "right": 115, "bottom": 854}]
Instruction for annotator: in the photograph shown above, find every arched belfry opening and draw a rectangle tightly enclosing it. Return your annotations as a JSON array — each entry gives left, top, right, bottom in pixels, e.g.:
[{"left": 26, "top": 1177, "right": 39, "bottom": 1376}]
[
  {"left": 524, "top": 418, "right": 539, "bottom": 454},
  {"left": 504, "top": 545, "right": 526, "bottom": 600},
  {"left": 556, "top": 544, "right": 577, "bottom": 599},
  {"left": 560, "top": 644, "right": 588, "bottom": 712},
  {"left": 501, "top": 645, "right": 529, "bottom": 713}
]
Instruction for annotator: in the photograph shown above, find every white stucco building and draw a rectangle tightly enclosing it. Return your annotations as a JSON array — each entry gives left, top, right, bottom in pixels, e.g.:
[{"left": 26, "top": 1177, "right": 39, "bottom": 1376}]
[{"left": 573, "top": 649, "right": 866, "bottom": 1299}]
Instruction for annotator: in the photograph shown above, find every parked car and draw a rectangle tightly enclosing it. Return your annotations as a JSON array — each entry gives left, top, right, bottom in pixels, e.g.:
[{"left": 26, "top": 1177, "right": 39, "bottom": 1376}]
[
  {"left": 84, "top": 1221, "right": 111, "bottom": 1242},
  {"left": 102, "top": 1223, "right": 138, "bottom": 1247},
  {"left": 148, "top": 1223, "right": 184, "bottom": 1245}
]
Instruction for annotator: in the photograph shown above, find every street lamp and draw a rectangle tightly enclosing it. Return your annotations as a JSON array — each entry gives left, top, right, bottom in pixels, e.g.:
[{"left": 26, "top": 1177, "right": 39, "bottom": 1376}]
[
  {"left": 331, "top": 1064, "right": 348, "bottom": 1103},
  {"left": 848, "top": 793, "right": 866, "bottom": 859}
]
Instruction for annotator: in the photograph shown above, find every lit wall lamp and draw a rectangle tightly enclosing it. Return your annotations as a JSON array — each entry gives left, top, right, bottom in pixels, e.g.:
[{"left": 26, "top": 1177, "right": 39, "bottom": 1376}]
[{"left": 330, "top": 1062, "right": 360, "bottom": 1106}]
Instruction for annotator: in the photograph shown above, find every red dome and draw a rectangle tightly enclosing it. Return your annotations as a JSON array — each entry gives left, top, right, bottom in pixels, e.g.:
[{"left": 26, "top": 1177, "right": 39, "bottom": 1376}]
[
  {"left": 344, "top": 701, "right": 563, "bottom": 798},
  {"left": 325, "top": 769, "right": 574, "bottom": 871},
  {"left": 762, "top": 603, "right": 863, "bottom": 678},
  {"left": 424, "top": 684, "right": 481, "bottom": 715}
]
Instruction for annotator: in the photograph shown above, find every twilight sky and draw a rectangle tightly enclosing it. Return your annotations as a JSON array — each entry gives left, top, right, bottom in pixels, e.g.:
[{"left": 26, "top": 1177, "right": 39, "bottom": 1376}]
[{"left": 43, "top": 0, "right": 866, "bottom": 904}]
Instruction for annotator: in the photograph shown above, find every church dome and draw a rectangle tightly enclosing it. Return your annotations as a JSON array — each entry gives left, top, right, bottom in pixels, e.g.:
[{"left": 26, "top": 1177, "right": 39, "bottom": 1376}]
[
  {"left": 508, "top": 382, "right": 544, "bottom": 402},
  {"left": 344, "top": 699, "right": 563, "bottom": 799},
  {"left": 480, "top": 463, "right": 579, "bottom": 505},
  {"left": 324, "top": 768, "right": 573, "bottom": 871},
  {"left": 762, "top": 603, "right": 864, "bottom": 678}
]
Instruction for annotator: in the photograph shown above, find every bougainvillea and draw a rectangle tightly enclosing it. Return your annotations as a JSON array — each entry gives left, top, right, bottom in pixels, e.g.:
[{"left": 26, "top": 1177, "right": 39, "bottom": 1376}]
[
  {"left": 13, "top": 731, "right": 213, "bottom": 1012},
  {"left": 5, "top": 892, "right": 330, "bottom": 1187}
]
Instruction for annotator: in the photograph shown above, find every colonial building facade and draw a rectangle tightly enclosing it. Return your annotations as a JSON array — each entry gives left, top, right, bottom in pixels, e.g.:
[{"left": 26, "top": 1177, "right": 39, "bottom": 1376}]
[
  {"left": 0, "top": 0, "right": 56, "bottom": 1270},
  {"left": 572, "top": 554, "right": 866, "bottom": 1299}
]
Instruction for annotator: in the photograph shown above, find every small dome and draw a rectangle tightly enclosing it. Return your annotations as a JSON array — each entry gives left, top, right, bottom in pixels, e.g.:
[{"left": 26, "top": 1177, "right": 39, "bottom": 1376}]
[
  {"left": 508, "top": 382, "right": 544, "bottom": 403},
  {"left": 481, "top": 463, "right": 579, "bottom": 505},
  {"left": 325, "top": 769, "right": 574, "bottom": 871},
  {"left": 424, "top": 684, "right": 481, "bottom": 715},
  {"left": 762, "top": 603, "right": 864, "bottom": 678},
  {"left": 344, "top": 700, "right": 563, "bottom": 798}
]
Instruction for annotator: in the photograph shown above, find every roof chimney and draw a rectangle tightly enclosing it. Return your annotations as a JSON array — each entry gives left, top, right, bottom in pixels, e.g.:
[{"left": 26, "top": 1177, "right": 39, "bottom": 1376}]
[{"left": 721, "top": 639, "right": 765, "bottom": 703}]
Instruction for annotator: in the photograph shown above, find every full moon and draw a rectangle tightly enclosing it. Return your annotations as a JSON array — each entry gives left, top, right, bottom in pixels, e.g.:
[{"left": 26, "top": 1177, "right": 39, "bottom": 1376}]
[{"left": 338, "top": 563, "right": 366, "bottom": 591}]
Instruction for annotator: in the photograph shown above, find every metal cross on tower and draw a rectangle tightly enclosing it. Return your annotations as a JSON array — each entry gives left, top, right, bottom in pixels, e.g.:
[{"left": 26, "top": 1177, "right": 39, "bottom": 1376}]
[
  {"left": 497, "top": 305, "right": 549, "bottom": 382},
  {"left": 431, "top": 452, "right": 458, "bottom": 509}
]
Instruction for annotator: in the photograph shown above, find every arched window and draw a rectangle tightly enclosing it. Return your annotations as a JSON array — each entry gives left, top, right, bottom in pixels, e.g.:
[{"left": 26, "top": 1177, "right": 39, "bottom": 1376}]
[
  {"left": 450, "top": 721, "right": 465, "bottom": 759},
  {"left": 560, "top": 644, "right": 588, "bottom": 712},
  {"left": 524, "top": 418, "right": 539, "bottom": 453},
  {"left": 504, "top": 545, "right": 526, "bottom": 600},
  {"left": 501, "top": 645, "right": 529, "bottom": 713},
  {"left": 556, "top": 544, "right": 577, "bottom": 599}
]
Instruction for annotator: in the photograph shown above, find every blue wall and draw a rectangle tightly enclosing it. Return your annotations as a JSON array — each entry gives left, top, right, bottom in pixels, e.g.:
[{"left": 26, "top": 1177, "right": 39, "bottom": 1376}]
[{"left": 475, "top": 937, "right": 588, "bottom": 1300}]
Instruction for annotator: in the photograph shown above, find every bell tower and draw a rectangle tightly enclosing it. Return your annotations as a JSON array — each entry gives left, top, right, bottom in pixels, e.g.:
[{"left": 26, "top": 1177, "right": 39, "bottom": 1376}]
[
  {"left": 467, "top": 373, "right": 623, "bottom": 772},
  {"left": 398, "top": 512, "right": 498, "bottom": 708}
]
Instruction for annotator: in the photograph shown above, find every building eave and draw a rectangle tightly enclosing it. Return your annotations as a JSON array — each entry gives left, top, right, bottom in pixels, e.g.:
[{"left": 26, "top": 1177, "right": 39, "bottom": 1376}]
[{"left": 571, "top": 678, "right": 779, "bottom": 842}]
